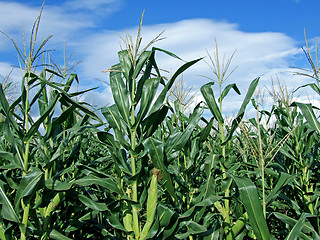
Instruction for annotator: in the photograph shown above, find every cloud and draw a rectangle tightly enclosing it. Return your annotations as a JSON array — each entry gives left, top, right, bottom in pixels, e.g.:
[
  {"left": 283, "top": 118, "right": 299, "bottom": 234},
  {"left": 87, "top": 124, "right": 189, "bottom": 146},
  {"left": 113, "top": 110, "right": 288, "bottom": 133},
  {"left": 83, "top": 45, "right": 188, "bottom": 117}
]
[
  {"left": 0, "top": 1, "right": 316, "bottom": 116},
  {"left": 62, "top": 0, "right": 123, "bottom": 15},
  {"left": 76, "top": 18, "right": 306, "bottom": 113}
]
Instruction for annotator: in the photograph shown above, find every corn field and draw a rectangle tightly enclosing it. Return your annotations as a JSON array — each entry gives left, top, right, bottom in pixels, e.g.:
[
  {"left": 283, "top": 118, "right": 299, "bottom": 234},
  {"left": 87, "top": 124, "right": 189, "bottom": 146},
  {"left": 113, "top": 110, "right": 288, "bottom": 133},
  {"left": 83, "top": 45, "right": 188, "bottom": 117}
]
[{"left": 0, "top": 10, "right": 319, "bottom": 240}]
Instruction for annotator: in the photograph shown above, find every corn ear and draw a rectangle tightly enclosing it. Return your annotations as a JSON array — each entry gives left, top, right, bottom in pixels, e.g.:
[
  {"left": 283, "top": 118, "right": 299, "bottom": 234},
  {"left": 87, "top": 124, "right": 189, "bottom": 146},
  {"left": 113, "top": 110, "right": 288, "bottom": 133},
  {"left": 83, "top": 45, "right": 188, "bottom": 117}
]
[{"left": 139, "top": 168, "right": 159, "bottom": 240}]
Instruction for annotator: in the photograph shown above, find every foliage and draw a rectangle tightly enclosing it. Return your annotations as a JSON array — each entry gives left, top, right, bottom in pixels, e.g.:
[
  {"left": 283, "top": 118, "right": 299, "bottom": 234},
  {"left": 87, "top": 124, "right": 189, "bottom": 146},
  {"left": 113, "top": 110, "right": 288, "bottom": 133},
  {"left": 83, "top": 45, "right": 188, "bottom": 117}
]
[{"left": 0, "top": 7, "right": 319, "bottom": 240}]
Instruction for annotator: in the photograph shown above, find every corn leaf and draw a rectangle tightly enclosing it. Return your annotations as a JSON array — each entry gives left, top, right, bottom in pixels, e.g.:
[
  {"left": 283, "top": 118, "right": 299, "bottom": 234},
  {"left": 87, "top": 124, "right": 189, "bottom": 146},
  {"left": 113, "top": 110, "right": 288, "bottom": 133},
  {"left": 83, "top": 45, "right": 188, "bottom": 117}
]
[
  {"left": 200, "top": 82, "right": 224, "bottom": 125},
  {"left": 0, "top": 185, "right": 20, "bottom": 223},
  {"left": 224, "top": 77, "right": 260, "bottom": 144},
  {"left": 273, "top": 212, "right": 320, "bottom": 239},
  {"left": 14, "top": 168, "right": 44, "bottom": 209},
  {"left": 110, "top": 63, "right": 130, "bottom": 124},
  {"left": 150, "top": 58, "right": 202, "bottom": 115},
  {"left": 135, "top": 77, "right": 161, "bottom": 128},
  {"left": 231, "top": 175, "right": 270, "bottom": 240},
  {"left": 218, "top": 83, "right": 241, "bottom": 103},
  {"left": 143, "top": 137, "right": 176, "bottom": 200},
  {"left": 50, "top": 229, "right": 73, "bottom": 240},
  {"left": 294, "top": 102, "right": 320, "bottom": 134},
  {"left": 78, "top": 194, "right": 108, "bottom": 211},
  {"left": 165, "top": 103, "right": 203, "bottom": 161}
]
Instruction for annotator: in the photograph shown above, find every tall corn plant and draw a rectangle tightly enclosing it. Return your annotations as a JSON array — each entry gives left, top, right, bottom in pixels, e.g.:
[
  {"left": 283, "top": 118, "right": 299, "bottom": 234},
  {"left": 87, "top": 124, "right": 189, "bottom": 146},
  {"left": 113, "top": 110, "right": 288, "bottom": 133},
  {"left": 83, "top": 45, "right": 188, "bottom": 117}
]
[
  {"left": 0, "top": 6, "right": 101, "bottom": 239},
  {"left": 199, "top": 40, "right": 268, "bottom": 239},
  {"left": 267, "top": 32, "right": 320, "bottom": 238},
  {"left": 97, "top": 16, "right": 202, "bottom": 239}
]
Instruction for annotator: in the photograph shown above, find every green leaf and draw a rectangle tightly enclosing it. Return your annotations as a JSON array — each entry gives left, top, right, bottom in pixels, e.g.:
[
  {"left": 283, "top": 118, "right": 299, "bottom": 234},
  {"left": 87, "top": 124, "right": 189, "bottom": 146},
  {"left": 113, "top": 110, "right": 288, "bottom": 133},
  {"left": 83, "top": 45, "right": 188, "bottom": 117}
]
[
  {"left": 273, "top": 212, "right": 320, "bottom": 239},
  {"left": 24, "top": 94, "right": 59, "bottom": 142},
  {"left": 175, "top": 221, "right": 207, "bottom": 239},
  {"left": 266, "top": 172, "right": 294, "bottom": 205},
  {"left": 285, "top": 213, "right": 315, "bottom": 240},
  {"left": 165, "top": 103, "right": 203, "bottom": 160},
  {"left": 118, "top": 50, "right": 133, "bottom": 83},
  {"left": 141, "top": 105, "right": 169, "bottom": 139},
  {"left": 231, "top": 175, "right": 270, "bottom": 240},
  {"left": 45, "top": 179, "right": 73, "bottom": 191},
  {"left": 0, "top": 151, "right": 20, "bottom": 168},
  {"left": 143, "top": 137, "right": 176, "bottom": 200},
  {"left": 0, "top": 185, "right": 20, "bottom": 223},
  {"left": 294, "top": 102, "right": 320, "bottom": 134},
  {"left": 59, "top": 93, "right": 100, "bottom": 122},
  {"left": 45, "top": 104, "right": 77, "bottom": 140},
  {"left": 200, "top": 83, "right": 224, "bottom": 125},
  {"left": 179, "top": 195, "right": 222, "bottom": 219},
  {"left": 133, "top": 51, "right": 152, "bottom": 80},
  {"left": 295, "top": 83, "right": 320, "bottom": 95},
  {"left": 78, "top": 194, "right": 108, "bottom": 211},
  {"left": 157, "top": 203, "right": 176, "bottom": 228},
  {"left": 0, "top": 84, "right": 21, "bottom": 134},
  {"left": 102, "top": 105, "right": 128, "bottom": 136},
  {"left": 14, "top": 168, "right": 44, "bottom": 209},
  {"left": 135, "top": 77, "right": 161, "bottom": 128},
  {"left": 49, "top": 229, "right": 73, "bottom": 240},
  {"left": 199, "top": 117, "right": 214, "bottom": 142},
  {"left": 75, "top": 175, "right": 123, "bottom": 195},
  {"left": 64, "top": 73, "right": 78, "bottom": 92},
  {"left": 218, "top": 83, "right": 241, "bottom": 103},
  {"left": 109, "top": 63, "right": 130, "bottom": 124},
  {"left": 224, "top": 77, "right": 259, "bottom": 144},
  {"left": 150, "top": 58, "right": 202, "bottom": 114},
  {"left": 106, "top": 213, "right": 129, "bottom": 232}
]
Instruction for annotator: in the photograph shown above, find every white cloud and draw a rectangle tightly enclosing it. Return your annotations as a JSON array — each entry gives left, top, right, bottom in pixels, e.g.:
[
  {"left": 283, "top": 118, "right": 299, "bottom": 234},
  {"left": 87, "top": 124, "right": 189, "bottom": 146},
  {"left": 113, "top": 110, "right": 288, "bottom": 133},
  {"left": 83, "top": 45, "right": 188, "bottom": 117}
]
[
  {"left": 62, "top": 0, "right": 123, "bottom": 15},
  {"left": 74, "top": 18, "right": 309, "bottom": 112},
  {"left": 0, "top": 1, "right": 318, "bottom": 116}
]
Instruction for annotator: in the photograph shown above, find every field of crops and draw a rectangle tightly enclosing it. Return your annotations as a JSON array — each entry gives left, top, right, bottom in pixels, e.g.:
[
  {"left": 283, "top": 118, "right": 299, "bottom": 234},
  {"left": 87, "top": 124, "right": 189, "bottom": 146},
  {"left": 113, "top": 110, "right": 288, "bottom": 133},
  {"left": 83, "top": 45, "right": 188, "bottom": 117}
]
[{"left": 0, "top": 11, "right": 319, "bottom": 240}]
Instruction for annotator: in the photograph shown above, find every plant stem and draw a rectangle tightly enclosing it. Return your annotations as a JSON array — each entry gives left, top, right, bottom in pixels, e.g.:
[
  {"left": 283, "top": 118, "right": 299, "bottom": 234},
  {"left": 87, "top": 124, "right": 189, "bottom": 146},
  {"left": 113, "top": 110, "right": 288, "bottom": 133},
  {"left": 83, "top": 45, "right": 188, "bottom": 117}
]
[
  {"left": 130, "top": 80, "right": 140, "bottom": 238},
  {"left": 20, "top": 200, "right": 30, "bottom": 240},
  {"left": 256, "top": 107, "right": 266, "bottom": 218}
]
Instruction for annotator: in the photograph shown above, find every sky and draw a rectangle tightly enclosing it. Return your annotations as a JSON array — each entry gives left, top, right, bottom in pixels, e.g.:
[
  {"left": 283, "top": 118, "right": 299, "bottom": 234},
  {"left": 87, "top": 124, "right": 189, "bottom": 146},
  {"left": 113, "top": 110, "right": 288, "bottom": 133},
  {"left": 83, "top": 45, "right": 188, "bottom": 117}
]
[{"left": 0, "top": 0, "right": 320, "bottom": 116}]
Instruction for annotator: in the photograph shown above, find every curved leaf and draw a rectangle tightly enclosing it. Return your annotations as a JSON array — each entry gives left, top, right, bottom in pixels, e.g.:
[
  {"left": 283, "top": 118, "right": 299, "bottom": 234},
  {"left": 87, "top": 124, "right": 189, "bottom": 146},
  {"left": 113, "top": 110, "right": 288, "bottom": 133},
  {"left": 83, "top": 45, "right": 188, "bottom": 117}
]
[
  {"left": 224, "top": 77, "right": 259, "bottom": 144},
  {"left": 0, "top": 186, "right": 20, "bottom": 223},
  {"left": 294, "top": 102, "right": 320, "bottom": 134},
  {"left": 110, "top": 63, "right": 130, "bottom": 124},
  {"left": 231, "top": 175, "right": 270, "bottom": 240},
  {"left": 14, "top": 168, "right": 44, "bottom": 209},
  {"left": 143, "top": 137, "right": 176, "bottom": 200},
  {"left": 79, "top": 194, "right": 108, "bottom": 211},
  {"left": 218, "top": 83, "right": 241, "bottom": 103},
  {"left": 200, "top": 83, "right": 224, "bottom": 124},
  {"left": 150, "top": 58, "right": 202, "bottom": 114},
  {"left": 50, "top": 229, "right": 72, "bottom": 240}
]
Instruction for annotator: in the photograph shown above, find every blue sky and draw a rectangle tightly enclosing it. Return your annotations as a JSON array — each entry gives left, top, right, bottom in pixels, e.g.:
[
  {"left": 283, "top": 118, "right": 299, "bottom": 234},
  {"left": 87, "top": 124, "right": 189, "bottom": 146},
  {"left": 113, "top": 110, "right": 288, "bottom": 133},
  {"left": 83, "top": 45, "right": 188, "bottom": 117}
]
[{"left": 0, "top": 0, "right": 319, "bottom": 113}]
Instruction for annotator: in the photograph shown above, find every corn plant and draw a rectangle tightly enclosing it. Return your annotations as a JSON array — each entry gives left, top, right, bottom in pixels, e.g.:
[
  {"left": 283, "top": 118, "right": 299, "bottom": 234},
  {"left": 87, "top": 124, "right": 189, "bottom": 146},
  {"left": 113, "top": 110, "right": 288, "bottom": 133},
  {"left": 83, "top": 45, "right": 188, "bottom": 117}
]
[
  {"left": 93, "top": 16, "right": 203, "bottom": 239},
  {"left": 1, "top": 4, "right": 320, "bottom": 239},
  {"left": 0, "top": 7, "right": 102, "bottom": 239}
]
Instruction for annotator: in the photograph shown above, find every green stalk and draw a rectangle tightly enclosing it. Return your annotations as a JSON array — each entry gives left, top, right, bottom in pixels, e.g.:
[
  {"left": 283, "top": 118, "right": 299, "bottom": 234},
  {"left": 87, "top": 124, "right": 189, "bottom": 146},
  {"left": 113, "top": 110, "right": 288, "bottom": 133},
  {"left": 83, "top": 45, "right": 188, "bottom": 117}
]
[
  {"left": 130, "top": 79, "right": 140, "bottom": 239},
  {"left": 21, "top": 72, "right": 31, "bottom": 240},
  {"left": 218, "top": 81, "right": 232, "bottom": 240},
  {"left": 20, "top": 200, "right": 30, "bottom": 240},
  {"left": 257, "top": 106, "right": 266, "bottom": 218}
]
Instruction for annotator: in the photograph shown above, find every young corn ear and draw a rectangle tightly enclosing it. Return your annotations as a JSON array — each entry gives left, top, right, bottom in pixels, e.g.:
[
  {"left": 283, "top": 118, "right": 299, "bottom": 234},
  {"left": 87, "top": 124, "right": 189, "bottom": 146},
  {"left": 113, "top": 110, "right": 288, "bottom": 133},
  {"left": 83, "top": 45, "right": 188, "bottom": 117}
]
[{"left": 139, "top": 168, "right": 159, "bottom": 240}]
